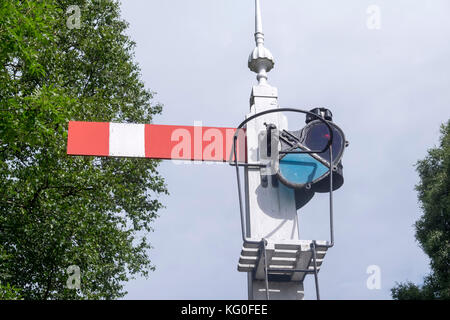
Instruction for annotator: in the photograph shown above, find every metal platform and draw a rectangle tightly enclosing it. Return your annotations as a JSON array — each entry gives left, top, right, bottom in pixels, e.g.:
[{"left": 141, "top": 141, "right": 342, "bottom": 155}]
[{"left": 238, "top": 239, "right": 329, "bottom": 282}]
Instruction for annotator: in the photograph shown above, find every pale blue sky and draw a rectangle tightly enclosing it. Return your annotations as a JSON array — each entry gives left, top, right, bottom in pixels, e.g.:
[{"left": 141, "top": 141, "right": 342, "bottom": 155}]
[{"left": 118, "top": 0, "right": 450, "bottom": 299}]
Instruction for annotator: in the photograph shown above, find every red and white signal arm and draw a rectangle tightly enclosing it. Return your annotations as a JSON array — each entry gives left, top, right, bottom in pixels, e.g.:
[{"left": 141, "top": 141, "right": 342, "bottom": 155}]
[{"left": 67, "top": 121, "right": 246, "bottom": 162}]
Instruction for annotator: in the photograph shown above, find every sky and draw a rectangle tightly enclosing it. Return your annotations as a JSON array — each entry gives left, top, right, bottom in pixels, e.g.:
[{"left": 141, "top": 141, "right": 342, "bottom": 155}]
[{"left": 118, "top": 0, "right": 450, "bottom": 299}]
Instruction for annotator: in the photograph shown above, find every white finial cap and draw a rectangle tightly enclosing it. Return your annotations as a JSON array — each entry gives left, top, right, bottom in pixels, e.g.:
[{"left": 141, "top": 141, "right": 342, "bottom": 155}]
[{"left": 248, "top": 0, "right": 275, "bottom": 84}]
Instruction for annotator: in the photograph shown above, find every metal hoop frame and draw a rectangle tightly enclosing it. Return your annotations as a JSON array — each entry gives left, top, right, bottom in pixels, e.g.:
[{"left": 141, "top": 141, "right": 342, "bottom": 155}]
[{"left": 228, "top": 107, "right": 338, "bottom": 300}]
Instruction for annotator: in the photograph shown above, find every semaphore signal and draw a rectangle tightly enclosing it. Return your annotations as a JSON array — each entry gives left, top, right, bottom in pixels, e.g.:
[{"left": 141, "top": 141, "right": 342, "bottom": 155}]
[{"left": 67, "top": 0, "right": 348, "bottom": 300}]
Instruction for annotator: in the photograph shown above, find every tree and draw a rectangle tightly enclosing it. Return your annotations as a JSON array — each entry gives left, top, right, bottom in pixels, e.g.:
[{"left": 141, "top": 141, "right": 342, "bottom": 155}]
[
  {"left": 0, "top": 244, "right": 22, "bottom": 300},
  {"left": 0, "top": 0, "right": 167, "bottom": 299},
  {"left": 391, "top": 120, "right": 450, "bottom": 300}
]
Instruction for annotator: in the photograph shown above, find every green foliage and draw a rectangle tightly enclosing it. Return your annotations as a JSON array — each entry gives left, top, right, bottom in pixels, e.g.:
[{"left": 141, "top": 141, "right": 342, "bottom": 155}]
[
  {"left": 392, "top": 120, "right": 450, "bottom": 300},
  {"left": 0, "top": 282, "right": 22, "bottom": 300},
  {"left": 391, "top": 282, "right": 425, "bottom": 300},
  {"left": 0, "top": 0, "right": 167, "bottom": 299},
  {"left": 0, "top": 245, "right": 22, "bottom": 300}
]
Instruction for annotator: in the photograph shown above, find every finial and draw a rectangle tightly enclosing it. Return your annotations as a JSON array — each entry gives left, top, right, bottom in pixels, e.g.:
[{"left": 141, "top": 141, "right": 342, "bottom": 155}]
[{"left": 248, "top": 0, "right": 275, "bottom": 85}]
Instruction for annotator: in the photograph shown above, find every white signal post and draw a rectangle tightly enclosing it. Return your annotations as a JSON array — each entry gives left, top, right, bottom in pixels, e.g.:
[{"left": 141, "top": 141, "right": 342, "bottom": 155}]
[{"left": 238, "top": 0, "right": 329, "bottom": 300}]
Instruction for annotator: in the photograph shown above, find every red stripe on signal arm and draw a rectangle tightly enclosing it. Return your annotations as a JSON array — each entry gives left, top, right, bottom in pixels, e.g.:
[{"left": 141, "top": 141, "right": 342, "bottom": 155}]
[
  {"left": 67, "top": 121, "right": 109, "bottom": 156},
  {"left": 67, "top": 121, "right": 246, "bottom": 162},
  {"left": 144, "top": 124, "right": 246, "bottom": 162}
]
